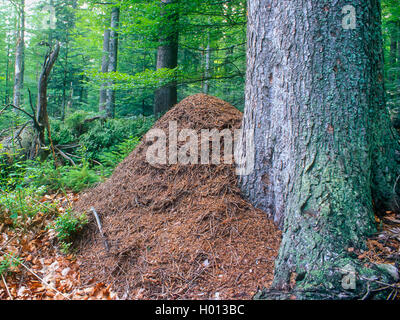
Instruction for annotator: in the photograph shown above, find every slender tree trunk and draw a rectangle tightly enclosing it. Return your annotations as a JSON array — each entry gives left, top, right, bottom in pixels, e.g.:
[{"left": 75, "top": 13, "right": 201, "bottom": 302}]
[
  {"left": 65, "top": 81, "right": 74, "bottom": 119},
  {"left": 223, "top": 46, "right": 234, "bottom": 97},
  {"left": 5, "top": 38, "right": 11, "bottom": 105},
  {"left": 389, "top": 22, "right": 397, "bottom": 82},
  {"left": 239, "top": 0, "right": 399, "bottom": 299},
  {"left": 99, "top": 27, "right": 110, "bottom": 113},
  {"left": 390, "top": 34, "right": 397, "bottom": 65},
  {"left": 13, "top": 0, "right": 25, "bottom": 108},
  {"left": 36, "top": 43, "right": 60, "bottom": 148},
  {"left": 397, "top": 22, "right": 400, "bottom": 79},
  {"left": 154, "top": 0, "right": 179, "bottom": 116},
  {"left": 203, "top": 31, "right": 211, "bottom": 94},
  {"left": 61, "top": 35, "right": 70, "bottom": 121},
  {"left": 106, "top": 6, "right": 120, "bottom": 118}
]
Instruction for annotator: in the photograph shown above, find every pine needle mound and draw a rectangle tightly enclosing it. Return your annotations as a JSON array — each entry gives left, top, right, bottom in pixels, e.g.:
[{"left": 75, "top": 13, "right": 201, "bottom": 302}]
[{"left": 74, "top": 94, "right": 281, "bottom": 300}]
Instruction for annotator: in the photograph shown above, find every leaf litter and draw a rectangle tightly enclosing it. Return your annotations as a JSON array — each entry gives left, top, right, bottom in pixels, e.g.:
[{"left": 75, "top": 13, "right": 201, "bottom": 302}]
[{"left": 0, "top": 192, "right": 117, "bottom": 300}]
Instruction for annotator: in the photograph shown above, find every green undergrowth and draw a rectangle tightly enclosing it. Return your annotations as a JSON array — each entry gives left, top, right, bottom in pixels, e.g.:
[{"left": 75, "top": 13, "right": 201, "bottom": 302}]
[
  {"left": 47, "top": 208, "right": 88, "bottom": 254},
  {"left": 0, "top": 112, "right": 153, "bottom": 256}
]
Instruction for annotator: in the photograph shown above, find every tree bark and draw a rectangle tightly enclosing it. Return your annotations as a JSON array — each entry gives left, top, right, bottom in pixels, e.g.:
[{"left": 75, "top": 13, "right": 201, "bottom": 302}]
[
  {"left": 153, "top": 0, "right": 179, "bottom": 116},
  {"left": 105, "top": 6, "right": 120, "bottom": 118},
  {"left": 239, "top": 0, "right": 400, "bottom": 298},
  {"left": 203, "top": 31, "right": 211, "bottom": 94},
  {"left": 36, "top": 43, "right": 60, "bottom": 148},
  {"left": 61, "top": 33, "right": 70, "bottom": 121},
  {"left": 389, "top": 21, "right": 398, "bottom": 82},
  {"left": 4, "top": 36, "right": 11, "bottom": 105},
  {"left": 13, "top": 0, "right": 25, "bottom": 108},
  {"left": 99, "top": 27, "right": 110, "bottom": 113}
]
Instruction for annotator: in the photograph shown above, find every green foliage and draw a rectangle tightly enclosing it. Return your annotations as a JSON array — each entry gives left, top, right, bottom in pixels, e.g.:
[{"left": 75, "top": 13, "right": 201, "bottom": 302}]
[
  {"left": 51, "top": 111, "right": 100, "bottom": 145},
  {"left": 0, "top": 111, "right": 18, "bottom": 133},
  {"left": 49, "top": 209, "right": 88, "bottom": 253},
  {"left": 78, "top": 115, "right": 154, "bottom": 162},
  {"left": 0, "top": 252, "right": 22, "bottom": 276},
  {"left": 61, "top": 163, "right": 101, "bottom": 192},
  {"left": 382, "top": 0, "right": 400, "bottom": 112},
  {"left": 0, "top": 112, "right": 153, "bottom": 195},
  {"left": 98, "top": 136, "right": 140, "bottom": 175},
  {"left": 20, "top": 159, "right": 99, "bottom": 193},
  {"left": 85, "top": 68, "right": 179, "bottom": 91},
  {"left": 50, "top": 120, "right": 77, "bottom": 146},
  {"left": 0, "top": 186, "right": 54, "bottom": 227},
  {"left": 65, "top": 111, "right": 99, "bottom": 134},
  {"left": 22, "top": 160, "right": 67, "bottom": 191},
  {"left": 51, "top": 111, "right": 153, "bottom": 156},
  {"left": 0, "top": 151, "right": 26, "bottom": 189}
]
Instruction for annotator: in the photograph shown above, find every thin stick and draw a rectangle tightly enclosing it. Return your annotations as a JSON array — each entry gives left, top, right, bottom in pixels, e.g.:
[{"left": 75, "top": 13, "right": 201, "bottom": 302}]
[
  {"left": 0, "top": 249, "right": 70, "bottom": 300},
  {"left": 1, "top": 274, "right": 13, "bottom": 300},
  {"left": 393, "top": 174, "right": 400, "bottom": 210},
  {"left": 0, "top": 234, "right": 19, "bottom": 252},
  {"left": 90, "top": 207, "right": 110, "bottom": 252},
  {"left": 18, "top": 260, "right": 71, "bottom": 300},
  {"left": 54, "top": 146, "right": 76, "bottom": 166}
]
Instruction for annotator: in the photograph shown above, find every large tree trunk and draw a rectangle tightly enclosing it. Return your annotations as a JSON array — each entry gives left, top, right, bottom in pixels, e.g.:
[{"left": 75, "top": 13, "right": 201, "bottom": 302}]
[
  {"left": 105, "top": 6, "right": 120, "bottom": 118},
  {"left": 239, "top": 0, "right": 400, "bottom": 299},
  {"left": 99, "top": 27, "right": 110, "bottom": 113},
  {"left": 153, "top": 0, "right": 179, "bottom": 116},
  {"left": 13, "top": 0, "right": 25, "bottom": 108}
]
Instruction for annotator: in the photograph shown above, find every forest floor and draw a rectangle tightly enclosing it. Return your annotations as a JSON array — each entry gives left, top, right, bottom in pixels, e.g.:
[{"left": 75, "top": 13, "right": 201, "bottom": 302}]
[
  {"left": 0, "top": 191, "right": 399, "bottom": 300},
  {"left": 1, "top": 94, "right": 400, "bottom": 300},
  {"left": 0, "top": 192, "right": 117, "bottom": 300}
]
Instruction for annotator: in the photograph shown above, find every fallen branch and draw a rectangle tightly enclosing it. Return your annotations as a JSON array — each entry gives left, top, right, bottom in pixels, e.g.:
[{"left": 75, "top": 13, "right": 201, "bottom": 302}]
[
  {"left": 90, "top": 207, "right": 110, "bottom": 252},
  {"left": 63, "top": 152, "right": 102, "bottom": 166},
  {"left": 7, "top": 104, "right": 36, "bottom": 122},
  {"left": 83, "top": 116, "right": 106, "bottom": 124},
  {"left": 1, "top": 274, "right": 13, "bottom": 300},
  {"left": 393, "top": 174, "right": 400, "bottom": 210},
  {"left": 55, "top": 143, "right": 80, "bottom": 150},
  {"left": 54, "top": 146, "right": 76, "bottom": 166},
  {"left": 0, "top": 249, "right": 70, "bottom": 300}
]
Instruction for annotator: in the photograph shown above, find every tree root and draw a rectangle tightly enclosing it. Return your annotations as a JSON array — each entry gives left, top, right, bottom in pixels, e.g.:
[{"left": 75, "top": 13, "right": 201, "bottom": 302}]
[{"left": 254, "top": 260, "right": 398, "bottom": 300}]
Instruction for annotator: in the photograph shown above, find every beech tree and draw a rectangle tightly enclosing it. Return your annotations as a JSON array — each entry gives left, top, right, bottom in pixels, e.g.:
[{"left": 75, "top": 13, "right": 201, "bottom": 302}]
[
  {"left": 99, "top": 26, "right": 110, "bottom": 113},
  {"left": 239, "top": 0, "right": 400, "bottom": 298},
  {"left": 12, "top": 0, "right": 25, "bottom": 108}
]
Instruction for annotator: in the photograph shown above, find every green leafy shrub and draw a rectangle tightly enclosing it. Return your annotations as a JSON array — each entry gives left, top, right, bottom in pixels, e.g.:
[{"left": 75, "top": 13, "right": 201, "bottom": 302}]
[
  {"left": 51, "top": 111, "right": 102, "bottom": 146},
  {"left": 64, "top": 110, "right": 99, "bottom": 135},
  {"left": 0, "top": 112, "right": 154, "bottom": 196},
  {"left": 51, "top": 120, "right": 76, "bottom": 146},
  {"left": 0, "top": 186, "right": 53, "bottom": 226},
  {"left": 0, "top": 147, "right": 27, "bottom": 189},
  {"left": 22, "top": 159, "right": 100, "bottom": 193},
  {"left": 98, "top": 136, "right": 140, "bottom": 175},
  {"left": 22, "top": 159, "right": 66, "bottom": 191},
  {"left": 0, "top": 252, "right": 22, "bottom": 276},
  {"left": 49, "top": 209, "right": 88, "bottom": 253},
  {"left": 79, "top": 116, "right": 154, "bottom": 162},
  {"left": 51, "top": 112, "right": 154, "bottom": 165},
  {"left": 61, "top": 164, "right": 101, "bottom": 192}
]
